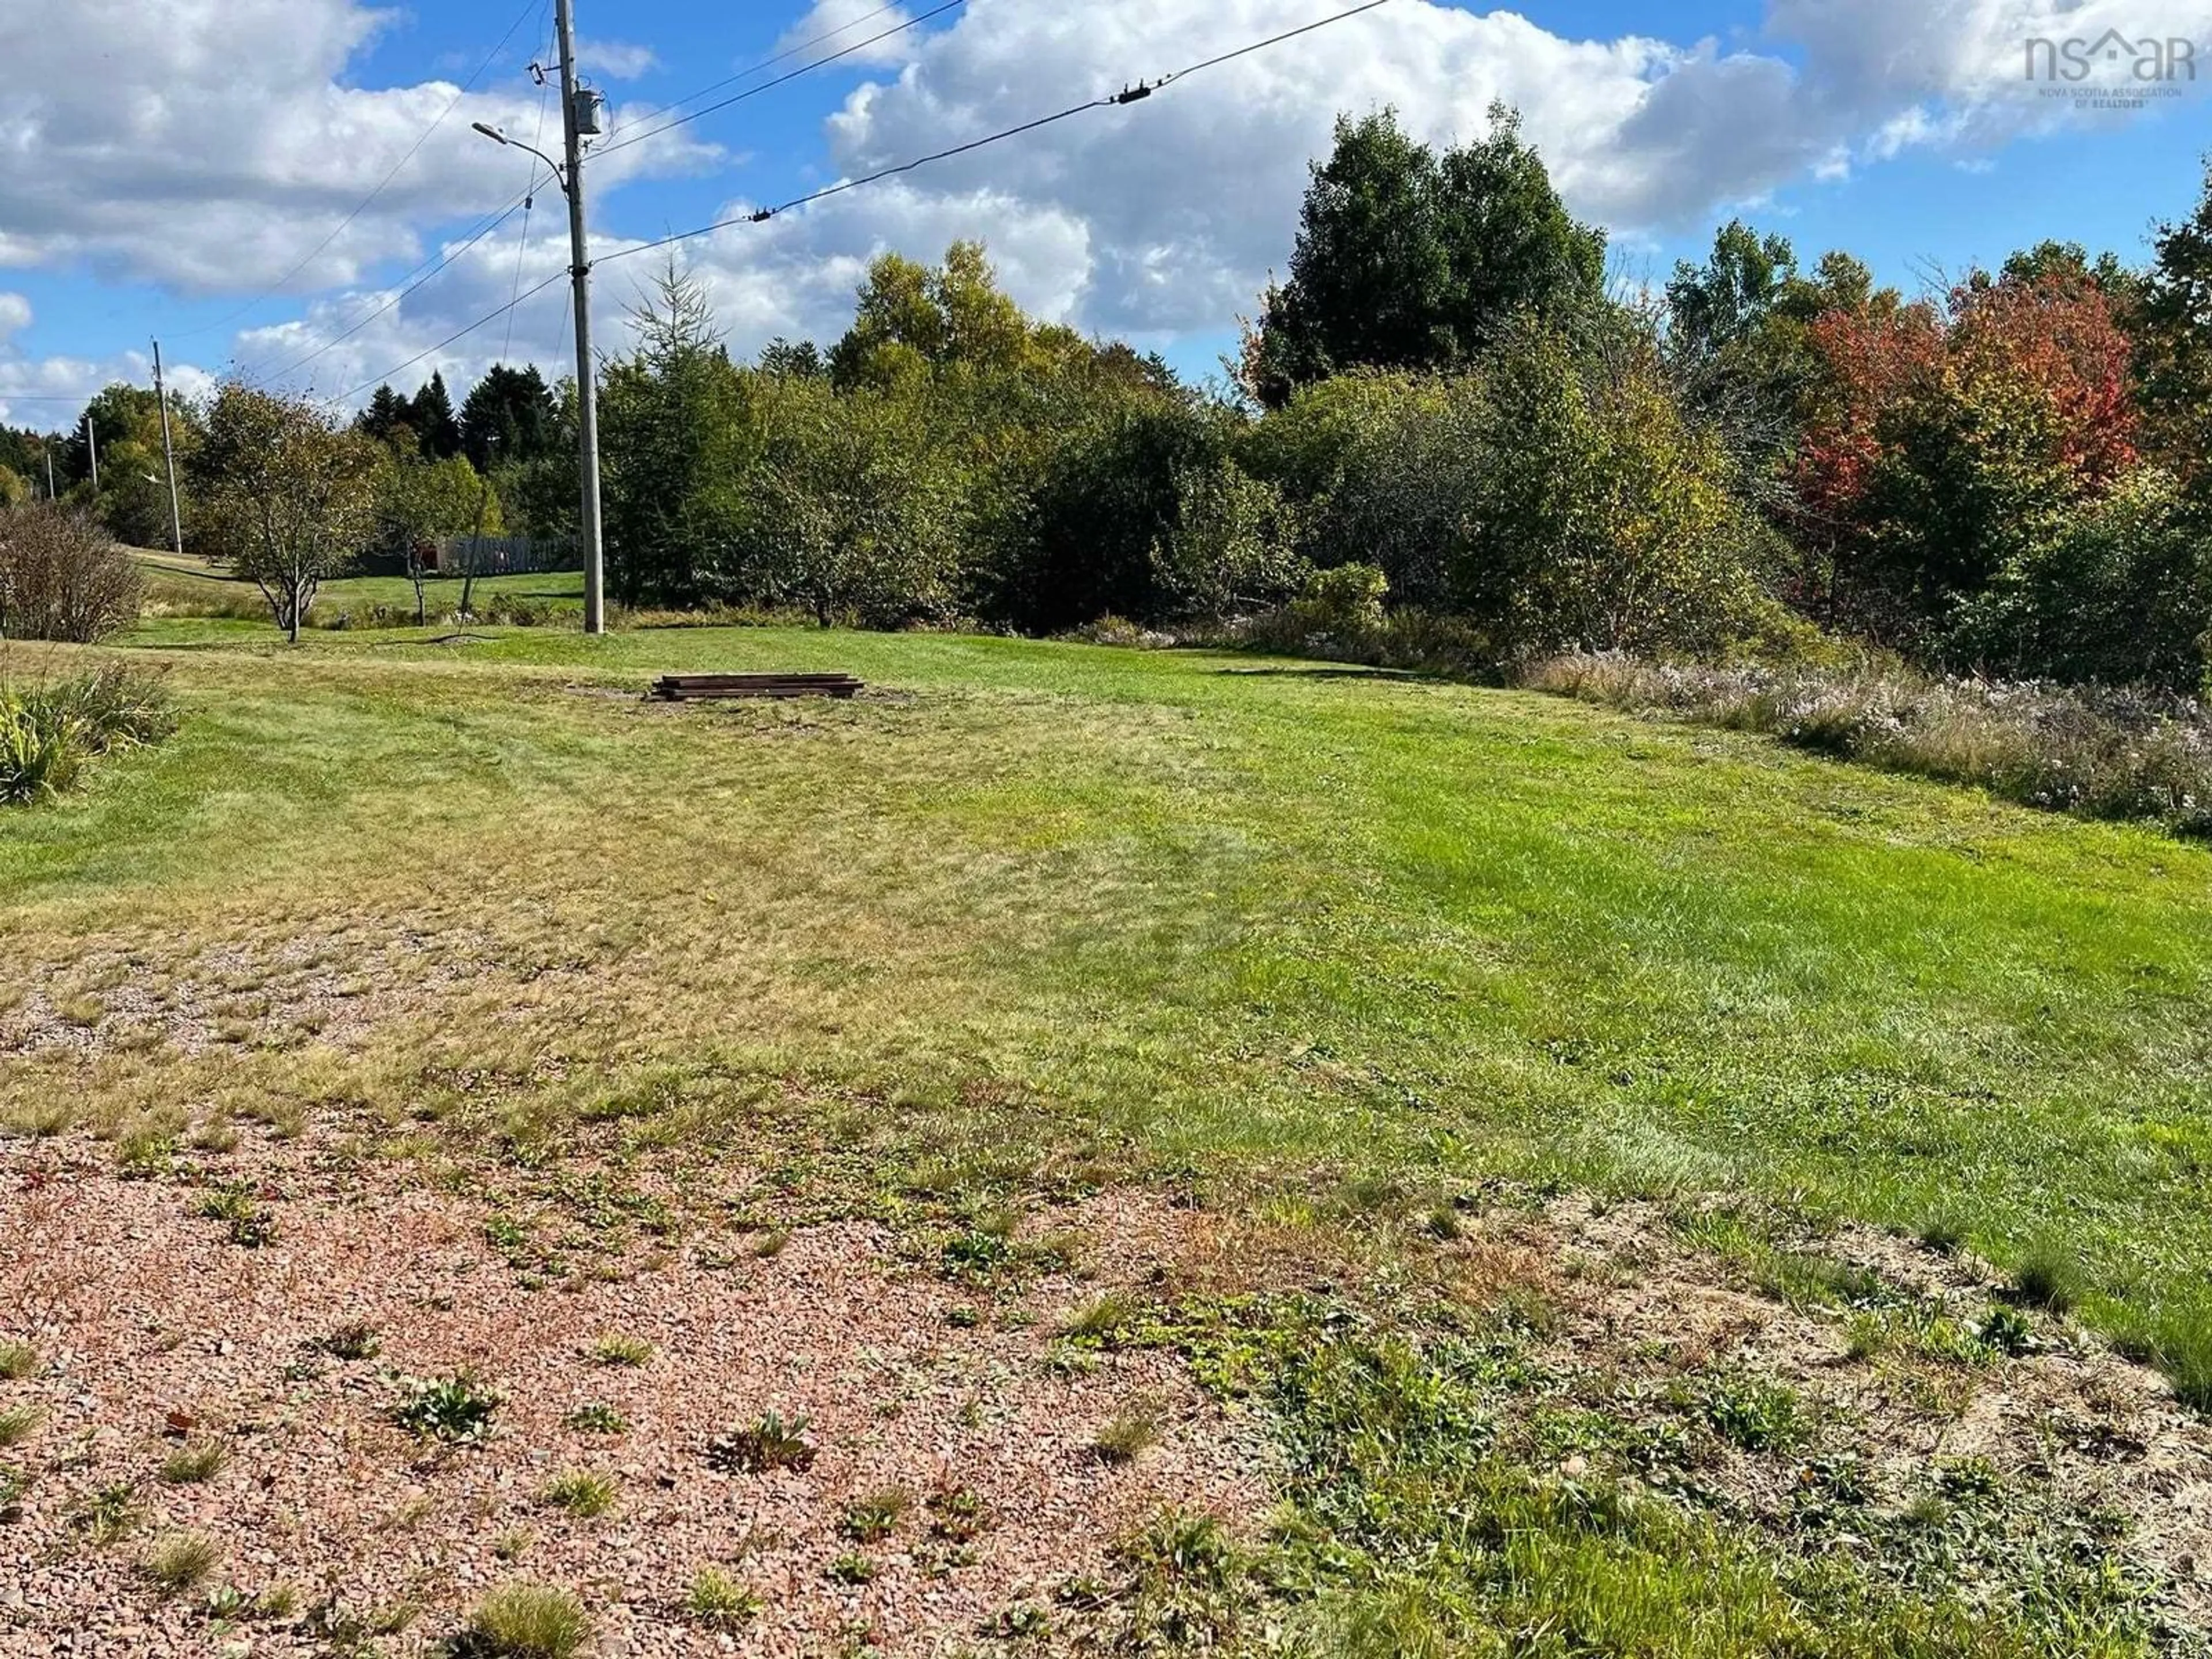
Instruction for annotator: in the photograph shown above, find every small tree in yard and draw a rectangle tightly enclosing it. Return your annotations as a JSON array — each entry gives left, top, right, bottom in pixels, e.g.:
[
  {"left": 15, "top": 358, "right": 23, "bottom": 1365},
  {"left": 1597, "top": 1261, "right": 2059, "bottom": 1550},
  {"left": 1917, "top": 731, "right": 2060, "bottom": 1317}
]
[
  {"left": 193, "top": 384, "right": 379, "bottom": 641},
  {"left": 373, "top": 452, "right": 498, "bottom": 623}
]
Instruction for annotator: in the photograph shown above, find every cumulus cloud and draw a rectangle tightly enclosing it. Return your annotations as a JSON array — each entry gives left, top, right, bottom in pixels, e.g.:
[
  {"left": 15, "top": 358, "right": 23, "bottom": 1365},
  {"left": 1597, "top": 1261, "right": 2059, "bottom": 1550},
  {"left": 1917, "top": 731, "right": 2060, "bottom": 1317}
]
[
  {"left": 777, "top": 1, "right": 924, "bottom": 67},
  {"left": 14, "top": 0, "right": 2209, "bottom": 414},
  {"left": 0, "top": 0, "right": 714, "bottom": 296},
  {"left": 578, "top": 39, "right": 661, "bottom": 81}
]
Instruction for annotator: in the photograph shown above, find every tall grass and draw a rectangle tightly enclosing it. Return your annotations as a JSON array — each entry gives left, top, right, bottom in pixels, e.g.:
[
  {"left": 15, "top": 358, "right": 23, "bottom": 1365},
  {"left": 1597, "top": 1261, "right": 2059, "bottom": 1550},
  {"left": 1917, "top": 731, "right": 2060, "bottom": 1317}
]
[
  {"left": 1526, "top": 653, "right": 2212, "bottom": 835},
  {"left": 0, "top": 663, "right": 176, "bottom": 805}
]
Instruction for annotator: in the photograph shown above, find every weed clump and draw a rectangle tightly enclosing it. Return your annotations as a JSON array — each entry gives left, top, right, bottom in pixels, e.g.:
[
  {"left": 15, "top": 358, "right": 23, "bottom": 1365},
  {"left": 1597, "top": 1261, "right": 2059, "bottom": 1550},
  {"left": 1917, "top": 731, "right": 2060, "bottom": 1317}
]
[
  {"left": 2012, "top": 1241, "right": 2084, "bottom": 1313},
  {"left": 840, "top": 1487, "right": 911, "bottom": 1543},
  {"left": 0, "top": 1403, "right": 43, "bottom": 1448},
  {"left": 540, "top": 1470, "right": 618, "bottom": 1518},
  {"left": 392, "top": 1372, "right": 501, "bottom": 1442},
  {"left": 586, "top": 1333, "right": 653, "bottom": 1368},
  {"left": 1696, "top": 1374, "right": 1812, "bottom": 1454},
  {"left": 684, "top": 1566, "right": 761, "bottom": 1624},
  {"left": 160, "top": 1438, "right": 229, "bottom": 1485},
  {"left": 452, "top": 1583, "right": 590, "bottom": 1658},
  {"left": 71, "top": 1482, "right": 143, "bottom": 1546},
  {"left": 142, "top": 1531, "right": 219, "bottom": 1596},
  {"left": 706, "top": 1411, "right": 816, "bottom": 1474},
  {"left": 0, "top": 664, "right": 175, "bottom": 805},
  {"left": 1094, "top": 1408, "right": 1164, "bottom": 1466}
]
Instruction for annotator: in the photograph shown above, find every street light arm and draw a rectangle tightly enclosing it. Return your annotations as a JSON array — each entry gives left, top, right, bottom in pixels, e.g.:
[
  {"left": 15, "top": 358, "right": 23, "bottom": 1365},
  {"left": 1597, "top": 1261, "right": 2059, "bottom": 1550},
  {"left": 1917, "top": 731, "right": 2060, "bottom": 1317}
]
[{"left": 471, "top": 122, "right": 570, "bottom": 197}]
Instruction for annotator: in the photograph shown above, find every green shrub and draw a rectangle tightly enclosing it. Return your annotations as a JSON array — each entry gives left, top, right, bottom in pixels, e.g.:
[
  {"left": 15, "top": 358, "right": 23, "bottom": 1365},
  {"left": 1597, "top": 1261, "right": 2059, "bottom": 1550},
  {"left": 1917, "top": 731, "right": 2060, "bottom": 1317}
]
[
  {"left": 1946, "top": 467, "right": 2210, "bottom": 694},
  {"left": 1147, "top": 456, "right": 1306, "bottom": 624},
  {"left": 0, "top": 504, "right": 144, "bottom": 641},
  {"left": 0, "top": 664, "right": 175, "bottom": 806}
]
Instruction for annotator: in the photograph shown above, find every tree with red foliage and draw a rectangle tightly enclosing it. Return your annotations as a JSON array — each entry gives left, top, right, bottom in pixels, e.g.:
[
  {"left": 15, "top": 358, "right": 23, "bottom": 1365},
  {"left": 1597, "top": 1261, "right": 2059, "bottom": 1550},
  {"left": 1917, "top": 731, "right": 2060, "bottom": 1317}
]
[{"left": 1789, "top": 268, "right": 2138, "bottom": 638}]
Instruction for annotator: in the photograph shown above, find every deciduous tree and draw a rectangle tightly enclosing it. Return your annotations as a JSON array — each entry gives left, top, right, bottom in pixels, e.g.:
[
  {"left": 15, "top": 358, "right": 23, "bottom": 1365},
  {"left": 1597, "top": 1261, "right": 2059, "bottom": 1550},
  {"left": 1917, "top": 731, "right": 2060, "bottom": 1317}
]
[{"left": 191, "top": 384, "right": 380, "bottom": 642}]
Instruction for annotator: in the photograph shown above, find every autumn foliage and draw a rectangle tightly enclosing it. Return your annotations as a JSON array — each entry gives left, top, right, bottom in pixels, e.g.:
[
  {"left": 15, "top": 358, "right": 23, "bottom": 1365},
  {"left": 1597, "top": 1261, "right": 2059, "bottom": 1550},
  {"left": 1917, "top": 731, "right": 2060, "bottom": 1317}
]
[{"left": 1791, "top": 271, "right": 2139, "bottom": 634}]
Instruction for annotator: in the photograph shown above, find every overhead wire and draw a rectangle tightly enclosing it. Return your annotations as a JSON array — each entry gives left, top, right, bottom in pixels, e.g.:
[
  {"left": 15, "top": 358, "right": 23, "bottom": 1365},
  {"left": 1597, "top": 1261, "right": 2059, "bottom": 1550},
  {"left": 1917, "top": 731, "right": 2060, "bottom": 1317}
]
[
  {"left": 600, "top": 0, "right": 1397, "bottom": 263},
  {"left": 594, "top": 1, "right": 965, "bottom": 160},
  {"left": 252, "top": 0, "right": 950, "bottom": 391},
  {"left": 503, "top": 2, "right": 560, "bottom": 361},
  {"left": 609, "top": 0, "right": 910, "bottom": 139},
  {"left": 312, "top": 0, "right": 1405, "bottom": 401},
  {"left": 171, "top": 0, "right": 544, "bottom": 343}
]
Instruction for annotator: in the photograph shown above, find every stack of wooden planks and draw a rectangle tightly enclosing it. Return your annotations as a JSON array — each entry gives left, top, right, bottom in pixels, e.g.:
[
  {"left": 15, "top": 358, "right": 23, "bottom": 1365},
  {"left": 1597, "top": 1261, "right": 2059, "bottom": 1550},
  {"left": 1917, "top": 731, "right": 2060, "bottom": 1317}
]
[{"left": 649, "top": 672, "right": 865, "bottom": 702}]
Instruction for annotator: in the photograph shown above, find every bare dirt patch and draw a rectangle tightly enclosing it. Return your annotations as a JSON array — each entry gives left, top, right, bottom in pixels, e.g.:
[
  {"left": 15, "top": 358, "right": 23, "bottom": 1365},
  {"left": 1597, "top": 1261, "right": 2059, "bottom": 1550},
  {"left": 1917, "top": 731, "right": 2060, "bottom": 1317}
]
[
  {"left": 0, "top": 1140, "right": 1267, "bottom": 1657},
  {"left": 6, "top": 1123, "right": 2211, "bottom": 1654},
  {"left": 1, "top": 929, "right": 501, "bottom": 1063}
]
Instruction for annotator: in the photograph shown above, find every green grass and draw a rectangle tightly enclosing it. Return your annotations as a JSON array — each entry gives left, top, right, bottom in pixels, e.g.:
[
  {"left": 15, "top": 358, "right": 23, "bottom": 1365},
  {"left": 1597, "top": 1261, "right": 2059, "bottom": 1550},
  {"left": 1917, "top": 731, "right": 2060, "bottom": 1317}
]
[
  {"left": 131, "top": 548, "right": 585, "bottom": 631},
  {"left": 8, "top": 621, "right": 2212, "bottom": 1347},
  {"left": 540, "top": 1469, "right": 618, "bottom": 1518},
  {"left": 454, "top": 1583, "right": 590, "bottom": 1658}
]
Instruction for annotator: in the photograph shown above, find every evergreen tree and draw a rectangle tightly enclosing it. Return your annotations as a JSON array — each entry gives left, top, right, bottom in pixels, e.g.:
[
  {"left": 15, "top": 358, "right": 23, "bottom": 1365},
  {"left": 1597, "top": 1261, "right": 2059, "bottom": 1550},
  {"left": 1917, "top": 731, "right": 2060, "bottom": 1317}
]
[
  {"left": 459, "top": 364, "right": 558, "bottom": 471},
  {"left": 410, "top": 372, "right": 464, "bottom": 461},
  {"left": 2137, "top": 162, "right": 2212, "bottom": 487},
  {"left": 355, "top": 384, "right": 410, "bottom": 446},
  {"left": 1249, "top": 105, "right": 1605, "bottom": 406}
]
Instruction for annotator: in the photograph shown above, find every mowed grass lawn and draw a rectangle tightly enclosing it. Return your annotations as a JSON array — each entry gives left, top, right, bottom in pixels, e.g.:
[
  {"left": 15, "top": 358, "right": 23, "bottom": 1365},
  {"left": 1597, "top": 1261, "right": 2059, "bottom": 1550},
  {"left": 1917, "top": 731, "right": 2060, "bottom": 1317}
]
[
  {"left": 134, "top": 546, "right": 586, "bottom": 620},
  {"left": 9, "top": 616, "right": 2212, "bottom": 1370}
]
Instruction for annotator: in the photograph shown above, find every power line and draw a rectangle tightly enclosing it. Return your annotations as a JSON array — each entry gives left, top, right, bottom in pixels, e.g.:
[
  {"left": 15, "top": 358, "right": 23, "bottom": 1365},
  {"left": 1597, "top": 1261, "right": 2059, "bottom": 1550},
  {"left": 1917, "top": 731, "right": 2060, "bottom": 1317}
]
[
  {"left": 604, "top": 0, "right": 1397, "bottom": 259},
  {"left": 334, "top": 272, "right": 570, "bottom": 404},
  {"left": 609, "top": 0, "right": 910, "bottom": 141},
  {"left": 245, "top": 187, "right": 546, "bottom": 386},
  {"left": 597, "top": 1, "right": 964, "bottom": 160},
  {"left": 173, "top": 0, "right": 544, "bottom": 343},
  {"left": 504, "top": 13, "right": 559, "bottom": 361},
  {"left": 321, "top": 0, "right": 1399, "bottom": 402},
  {"left": 244, "top": 0, "right": 945, "bottom": 389}
]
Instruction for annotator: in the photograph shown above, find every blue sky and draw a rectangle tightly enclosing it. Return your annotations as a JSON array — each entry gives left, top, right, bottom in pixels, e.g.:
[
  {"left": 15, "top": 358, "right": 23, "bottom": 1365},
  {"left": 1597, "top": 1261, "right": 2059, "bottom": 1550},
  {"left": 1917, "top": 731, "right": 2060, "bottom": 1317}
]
[{"left": 1, "top": 0, "right": 2207, "bottom": 426}]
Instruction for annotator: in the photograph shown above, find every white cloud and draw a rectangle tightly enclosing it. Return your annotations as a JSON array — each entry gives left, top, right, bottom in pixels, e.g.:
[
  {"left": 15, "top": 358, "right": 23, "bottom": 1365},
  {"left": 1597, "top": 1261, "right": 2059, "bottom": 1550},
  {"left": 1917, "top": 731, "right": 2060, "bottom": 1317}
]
[
  {"left": 0, "top": 294, "right": 30, "bottom": 352},
  {"left": 0, "top": 339, "right": 218, "bottom": 430},
  {"left": 0, "top": 0, "right": 713, "bottom": 296},
  {"left": 777, "top": 1, "right": 923, "bottom": 68},
  {"left": 578, "top": 39, "right": 661, "bottom": 81},
  {"left": 17, "top": 0, "right": 2209, "bottom": 419}
]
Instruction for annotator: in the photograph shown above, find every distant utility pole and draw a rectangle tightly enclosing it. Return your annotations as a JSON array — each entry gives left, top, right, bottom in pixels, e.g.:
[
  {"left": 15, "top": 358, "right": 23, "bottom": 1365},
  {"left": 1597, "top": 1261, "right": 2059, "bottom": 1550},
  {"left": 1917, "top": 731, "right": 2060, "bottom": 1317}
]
[
  {"left": 555, "top": 0, "right": 607, "bottom": 635},
  {"left": 86, "top": 418, "right": 99, "bottom": 494},
  {"left": 44, "top": 449, "right": 54, "bottom": 501},
  {"left": 151, "top": 338, "right": 185, "bottom": 556},
  {"left": 473, "top": 0, "right": 604, "bottom": 632}
]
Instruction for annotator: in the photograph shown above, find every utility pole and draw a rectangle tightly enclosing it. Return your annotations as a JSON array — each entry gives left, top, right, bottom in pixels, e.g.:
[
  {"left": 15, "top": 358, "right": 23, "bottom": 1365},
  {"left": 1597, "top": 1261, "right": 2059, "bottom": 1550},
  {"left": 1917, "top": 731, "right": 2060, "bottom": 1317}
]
[
  {"left": 555, "top": 0, "right": 607, "bottom": 635},
  {"left": 44, "top": 449, "right": 54, "bottom": 501},
  {"left": 151, "top": 339, "right": 185, "bottom": 556},
  {"left": 86, "top": 417, "right": 99, "bottom": 494}
]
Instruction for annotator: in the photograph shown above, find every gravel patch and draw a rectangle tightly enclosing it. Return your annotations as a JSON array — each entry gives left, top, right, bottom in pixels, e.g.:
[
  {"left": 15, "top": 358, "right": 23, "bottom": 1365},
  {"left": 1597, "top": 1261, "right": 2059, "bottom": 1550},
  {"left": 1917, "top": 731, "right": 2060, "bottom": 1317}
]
[{"left": 0, "top": 1140, "right": 1268, "bottom": 1656}]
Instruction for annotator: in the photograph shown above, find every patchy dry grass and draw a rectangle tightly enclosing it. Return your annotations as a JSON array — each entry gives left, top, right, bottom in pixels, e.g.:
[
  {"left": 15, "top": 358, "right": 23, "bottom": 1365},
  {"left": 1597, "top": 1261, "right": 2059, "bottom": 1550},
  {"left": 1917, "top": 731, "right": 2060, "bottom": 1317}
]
[{"left": 7, "top": 623, "right": 2212, "bottom": 1650}]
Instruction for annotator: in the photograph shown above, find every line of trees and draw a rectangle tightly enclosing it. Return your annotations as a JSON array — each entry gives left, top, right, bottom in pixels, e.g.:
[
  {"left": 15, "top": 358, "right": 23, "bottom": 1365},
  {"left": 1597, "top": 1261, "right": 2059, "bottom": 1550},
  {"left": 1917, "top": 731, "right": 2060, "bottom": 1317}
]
[{"left": 13, "top": 100, "right": 2212, "bottom": 688}]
